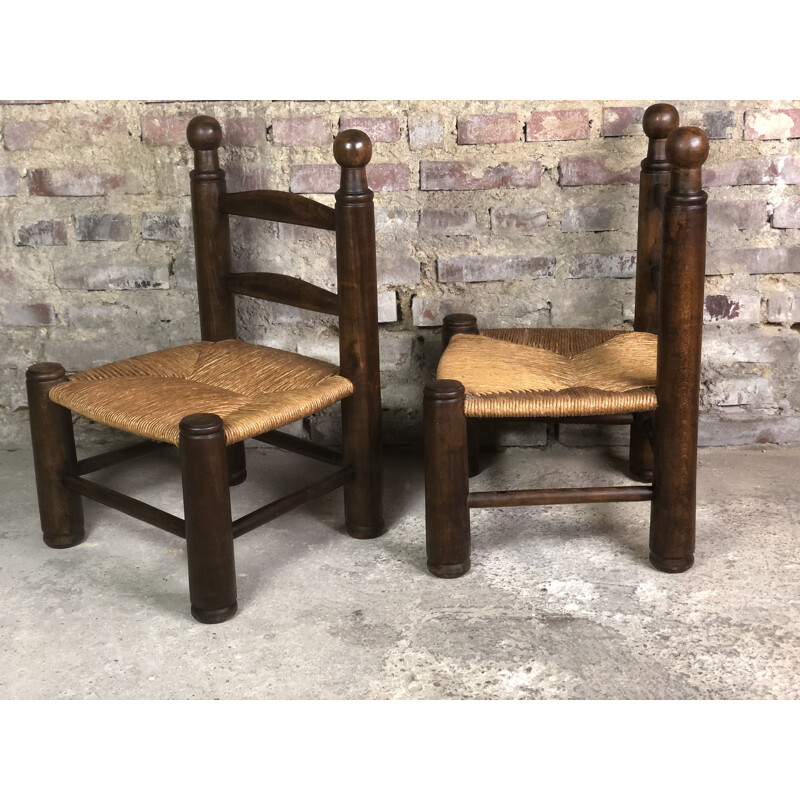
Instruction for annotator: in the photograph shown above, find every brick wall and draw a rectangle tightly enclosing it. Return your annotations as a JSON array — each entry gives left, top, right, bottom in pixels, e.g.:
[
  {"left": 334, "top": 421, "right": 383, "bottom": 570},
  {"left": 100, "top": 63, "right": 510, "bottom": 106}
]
[{"left": 1, "top": 99, "right": 799, "bottom": 448}]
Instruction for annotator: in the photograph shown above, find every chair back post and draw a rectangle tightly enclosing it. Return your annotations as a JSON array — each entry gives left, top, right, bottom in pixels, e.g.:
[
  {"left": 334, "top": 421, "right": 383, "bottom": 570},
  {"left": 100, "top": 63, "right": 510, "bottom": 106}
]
[
  {"left": 333, "top": 130, "right": 384, "bottom": 536},
  {"left": 649, "top": 126, "right": 709, "bottom": 572},
  {"left": 187, "top": 116, "right": 236, "bottom": 342},
  {"left": 635, "top": 103, "right": 679, "bottom": 335}
]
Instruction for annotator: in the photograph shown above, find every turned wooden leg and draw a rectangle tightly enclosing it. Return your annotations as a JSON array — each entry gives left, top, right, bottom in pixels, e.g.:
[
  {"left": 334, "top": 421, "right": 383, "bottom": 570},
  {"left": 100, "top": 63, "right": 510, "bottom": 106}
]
[
  {"left": 26, "top": 363, "right": 85, "bottom": 548},
  {"left": 180, "top": 413, "right": 237, "bottom": 623},
  {"left": 442, "top": 312, "right": 479, "bottom": 351},
  {"left": 227, "top": 441, "right": 247, "bottom": 486},
  {"left": 649, "top": 126, "right": 708, "bottom": 574},
  {"left": 425, "top": 380, "right": 471, "bottom": 578},
  {"left": 629, "top": 415, "right": 654, "bottom": 482}
]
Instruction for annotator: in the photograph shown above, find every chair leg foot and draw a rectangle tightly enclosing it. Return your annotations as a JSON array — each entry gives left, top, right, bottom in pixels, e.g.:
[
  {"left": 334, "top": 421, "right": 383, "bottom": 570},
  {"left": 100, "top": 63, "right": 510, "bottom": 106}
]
[
  {"left": 649, "top": 552, "right": 694, "bottom": 573},
  {"left": 425, "top": 380, "right": 471, "bottom": 579},
  {"left": 26, "top": 363, "right": 85, "bottom": 548},
  {"left": 180, "top": 414, "right": 237, "bottom": 624},
  {"left": 191, "top": 601, "right": 239, "bottom": 624}
]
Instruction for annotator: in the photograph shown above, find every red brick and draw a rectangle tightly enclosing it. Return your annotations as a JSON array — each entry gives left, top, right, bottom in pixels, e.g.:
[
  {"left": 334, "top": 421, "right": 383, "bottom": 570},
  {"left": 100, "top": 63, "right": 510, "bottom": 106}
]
[
  {"left": 71, "top": 116, "right": 127, "bottom": 145},
  {"left": 437, "top": 255, "right": 554, "bottom": 282},
  {"left": 378, "top": 291, "right": 398, "bottom": 323},
  {"left": 3, "top": 120, "right": 49, "bottom": 151},
  {"left": 0, "top": 303, "right": 55, "bottom": 326},
  {"left": 221, "top": 116, "right": 267, "bottom": 147},
  {"left": 420, "top": 209, "right": 484, "bottom": 235},
  {"left": 704, "top": 157, "right": 800, "bottom": 187},
  {"left": 75, "top": 213, "right": 132, "bottom": 242},
  {"left": 772, "top": 198, "right": 800, "bottom": 229},
  {"left": 491, "top": 208, "right": 547, "bottom": 234},
  {"left": 340, "top": 117, "right": 401, "bottom": 143},
  {"left": 704, "top": 293, "right": 760, "bottom": 324},
  {"left": 16, "top": 219, "right": 68, "bottom": 246},
  {"left": 378, "top": 255, "right": 420, "bottom": 284},
  {"left": 225, "top": 164, "right": 271, "bottom": 192},
  {"left": 421, "top": 161, "right": 542, "bottom": 190},
  {"left": 567, "top": 252, "right": 636, "bottom": 279},
  {"left": 559, "top": 156, "right": 639, "bottom": 186},
  {"left": 602, "top": 106, "right": 645, "bottom": 137},
  {"left": 290, "top": 163, "right": 410, "bottom": 193},
  {"left": 526, "top": 110, "right": 589, "bottom": 141},
  {"left": 272, "top": 117, "right": 331, "bottom": 146},
  {"left": 561, "top": 205, "right": 626, "bottom": 233},
  {"left": 0, "top": 167, "right": 19, "bottom": 196},
  {"left": 707, "top": 198, "right": 766, "bottom": 231},
  {"left": 141, "top": 115, "right": 193, "bottom": 146},
  {"left": 457, "top": 113, "right": 519, "bottom": 144},
  {"left": 409, "top": 114, "right": 444, "bottom": 150},
  {"left": 744, "top": 109, "right": 800, "bottom": 140},
  {"left": 412, "top": 297, "right": 463, "bottom": 327},
  {"left": 706, "top": 247, "right": 800, "bottom": 275},
  {"left": 28, "top": 168, "right": 144, "bottom": 196}
]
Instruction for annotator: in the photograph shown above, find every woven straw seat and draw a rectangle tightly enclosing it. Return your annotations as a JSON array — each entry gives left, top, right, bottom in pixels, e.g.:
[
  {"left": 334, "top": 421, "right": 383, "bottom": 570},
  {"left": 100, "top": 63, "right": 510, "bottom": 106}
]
[
  {"left": 49, "top": 339, "right": 354, "bottom": 446},
  {"left": 437, "top": 328, "right": 658, "bottom": 418}
]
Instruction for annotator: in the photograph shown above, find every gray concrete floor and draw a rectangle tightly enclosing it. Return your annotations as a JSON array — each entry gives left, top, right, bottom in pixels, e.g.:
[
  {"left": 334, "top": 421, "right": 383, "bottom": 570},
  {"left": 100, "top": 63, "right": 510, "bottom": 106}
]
[{"left": 1, "top": 442, "right": 799, "bottom": 699}]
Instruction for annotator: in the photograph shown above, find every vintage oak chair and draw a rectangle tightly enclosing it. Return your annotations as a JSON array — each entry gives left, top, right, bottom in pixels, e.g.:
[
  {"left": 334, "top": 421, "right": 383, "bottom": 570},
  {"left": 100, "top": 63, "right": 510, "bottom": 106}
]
[
  {"left": 26, "top": 116, "right": 383, "bottom": 623},
  {"left": 425, "top": 104, "right": 709, "bottom": 579}
]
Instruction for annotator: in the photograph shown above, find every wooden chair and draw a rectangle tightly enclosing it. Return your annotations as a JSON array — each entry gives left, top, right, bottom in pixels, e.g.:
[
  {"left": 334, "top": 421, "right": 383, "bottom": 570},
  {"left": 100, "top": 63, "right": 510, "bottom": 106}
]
[
  {"left": 26, "top": 116, "right": 383, "bottom": 623},
  {"left": 424, "top": 105, "right": 709, "bottom": 578}
]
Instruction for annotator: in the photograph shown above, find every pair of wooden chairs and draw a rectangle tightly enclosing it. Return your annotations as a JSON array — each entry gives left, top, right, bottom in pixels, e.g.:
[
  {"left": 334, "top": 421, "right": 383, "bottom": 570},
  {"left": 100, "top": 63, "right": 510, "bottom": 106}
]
[{"left": 26, "top": 106, "right": 709, "bottom": 623}]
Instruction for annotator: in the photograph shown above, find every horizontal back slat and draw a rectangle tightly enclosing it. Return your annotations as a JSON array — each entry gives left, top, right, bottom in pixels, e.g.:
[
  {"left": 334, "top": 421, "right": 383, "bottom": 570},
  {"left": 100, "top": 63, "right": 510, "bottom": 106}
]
[
  {"left": 220, "top": 190, "right": 336, "bottom": 230},
  {"left": 226, "top": 272, "right": 339, "bottom": 316}
]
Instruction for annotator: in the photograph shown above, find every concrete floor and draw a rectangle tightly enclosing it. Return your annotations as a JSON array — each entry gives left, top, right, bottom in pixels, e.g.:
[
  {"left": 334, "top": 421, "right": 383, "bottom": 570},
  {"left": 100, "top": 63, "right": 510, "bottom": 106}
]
[{"left": 1, "top": 441, "right": 799, "bottom": 699}]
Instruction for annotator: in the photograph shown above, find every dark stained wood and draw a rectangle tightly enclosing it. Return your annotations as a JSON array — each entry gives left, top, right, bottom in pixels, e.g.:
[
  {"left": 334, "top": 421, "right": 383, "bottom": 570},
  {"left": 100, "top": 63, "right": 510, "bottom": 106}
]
[
  {"left": 220, "top": 190, "right": 336, "bottom": 230},
  {"left": 180, "top": 413, "right": 238, "bottom": 624},
  {"left": 25, "top": 363, "right": 85, "bottom": 548},
  {"left": 63, "top": 475, "right": 185, "bottom": 537},
  {"left": 424, "top": 380, "right": 471, "bottom": 578},
  {"left": 76, "top": 440, "right": 172, "bottom": 476},
  {"left": 187, "top": 116, "right": 236, "bottom": 342},
  {"left": 225, "top": 271, "right": 340, "bottom": 316},
  {"left": 334, "top": 130, "right": 384, "bottom": 539},
  {"left": 253, "top": 430, "right": 343, "bottom": 466},
  {"left": 649, "top": 126, "right": 709, "bottom": 574},
  {"left": 227, "top": 442, "right": 247, "bottom": 486},
  {"left": 468, "top": 485, "right": 653, "bottom": 508},
  {"left": 442, "top": 312, "right": 479, "bottom": 352},
  {"left": 630, "top": 104, "right": 678, "bottom": 482},
  {"left": 232, "top": 466, "right": 354, "bottom": 538},
  {"left": 25, "top": 118, "right": 385, "bottom": 624}
]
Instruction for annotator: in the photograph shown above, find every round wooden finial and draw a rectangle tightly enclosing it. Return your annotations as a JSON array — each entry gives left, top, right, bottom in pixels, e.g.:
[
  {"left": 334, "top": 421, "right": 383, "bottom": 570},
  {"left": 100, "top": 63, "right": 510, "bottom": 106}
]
[
  {"left": 666, "top": 126, "right": 710, "bottom": 169},
  {"left": 187, "top": 116, "right": 222, "bottom": 150},
  {"left": 642, "top": 103, "right": 680, "bottom": 139},
  {"left": 333, "top": 129, "right": 372, "bottom": 167}
]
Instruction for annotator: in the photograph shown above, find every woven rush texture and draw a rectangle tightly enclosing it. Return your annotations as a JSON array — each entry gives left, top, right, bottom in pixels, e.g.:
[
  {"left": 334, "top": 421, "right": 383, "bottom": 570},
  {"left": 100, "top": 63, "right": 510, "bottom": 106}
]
[
  {"left": 49, "top": 339, "right": 353, "bottom": 445},
  {"left": 438, "top": 329, "right": 658, "bottom": 418}
]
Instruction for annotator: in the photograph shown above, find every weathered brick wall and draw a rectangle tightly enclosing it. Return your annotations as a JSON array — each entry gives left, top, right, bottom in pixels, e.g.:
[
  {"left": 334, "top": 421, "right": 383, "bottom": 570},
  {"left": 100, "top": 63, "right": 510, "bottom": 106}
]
[{"left": 2, "top": 100, "right": 799, "bottom": 448}]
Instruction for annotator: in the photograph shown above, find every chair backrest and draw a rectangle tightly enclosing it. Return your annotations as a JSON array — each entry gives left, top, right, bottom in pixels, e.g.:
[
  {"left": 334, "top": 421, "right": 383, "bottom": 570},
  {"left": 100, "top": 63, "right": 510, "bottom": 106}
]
[{"left": 186, "top": 115, "right": 380, "bottom": 410}]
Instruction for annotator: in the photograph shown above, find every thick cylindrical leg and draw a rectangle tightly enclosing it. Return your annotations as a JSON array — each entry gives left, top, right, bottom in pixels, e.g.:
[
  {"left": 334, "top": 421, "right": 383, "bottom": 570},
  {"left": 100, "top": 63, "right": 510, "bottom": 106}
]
[
  {"left": 334, "top": 130, "right": 384, "bottom": 539},
  {"left": 629, "top": 419, "right": 653, "bottom": 482},
  {"left": 442, "top": 312, "right": 478, "bottom": 352},
  {"left": 649, "top": 127, "right": 709, "bottom": 573},
  {"left": 425, "top": 380, "right": 471, "bottom": 578},
  {"left": 26, "top": 363, "right": 85, "bottom": 548},
  {"left": 180, "top": 413, "right": 237, "bottom": 623},
  {"left": 227, "top": 441, "right": 247, "bottom": 486}
]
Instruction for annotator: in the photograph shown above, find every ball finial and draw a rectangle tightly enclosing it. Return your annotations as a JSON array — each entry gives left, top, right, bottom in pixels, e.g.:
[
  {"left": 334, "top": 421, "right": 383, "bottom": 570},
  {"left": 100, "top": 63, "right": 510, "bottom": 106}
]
[
  {"left": 187, "top": 115, "right": 222, "bottom": 150},
  {"left": 666, "top": 126, "right": 710, "bottom": 170},
  {"left": 642, "top": 103, "right": 680, "bottom": 139},
  {"left": 334, "top": 129, "right": 372, "bottom": 168}
]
